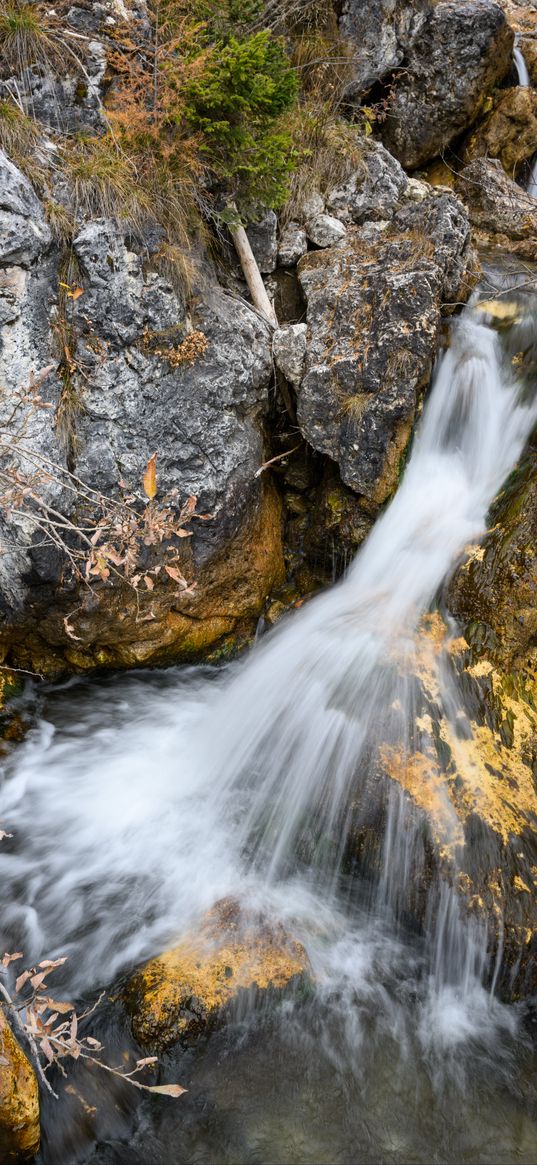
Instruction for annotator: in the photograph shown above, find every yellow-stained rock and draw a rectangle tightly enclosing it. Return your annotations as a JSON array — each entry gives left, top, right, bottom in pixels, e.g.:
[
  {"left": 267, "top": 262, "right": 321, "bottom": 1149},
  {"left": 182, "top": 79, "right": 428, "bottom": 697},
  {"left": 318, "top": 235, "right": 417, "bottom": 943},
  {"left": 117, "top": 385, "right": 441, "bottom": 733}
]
[
  {"left": 463, "top": 86, "right": 537, "bottom": 173},
  {"left": 125, "top": 898, "right": 310, "bottom": 1052},
  {"left": 0, "top": 1010, "right": 39, "bottom": 1161}
]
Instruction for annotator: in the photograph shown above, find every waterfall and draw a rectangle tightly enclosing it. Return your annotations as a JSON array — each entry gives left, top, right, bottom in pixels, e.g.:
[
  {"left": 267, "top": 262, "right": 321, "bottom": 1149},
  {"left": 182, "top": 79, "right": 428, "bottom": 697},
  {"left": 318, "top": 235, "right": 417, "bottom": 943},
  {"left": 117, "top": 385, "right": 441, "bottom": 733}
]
[
  {"left": 514, "top": 45, "right": 530, "bottom": 87},
  {"left": 0, "top": 296, "right": 536, "bottom": 1042}
]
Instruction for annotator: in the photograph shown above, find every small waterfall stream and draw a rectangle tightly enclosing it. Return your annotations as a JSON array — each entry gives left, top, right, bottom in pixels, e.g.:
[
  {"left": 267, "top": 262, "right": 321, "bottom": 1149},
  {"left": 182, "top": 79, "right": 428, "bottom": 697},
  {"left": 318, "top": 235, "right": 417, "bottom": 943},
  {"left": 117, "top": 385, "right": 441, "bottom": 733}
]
[
  {"left": 513, "top": 42, "right": 537, "bottom": 195},
  {"left": 1, "top": 291, "right": 537, "bottom": 1162}
]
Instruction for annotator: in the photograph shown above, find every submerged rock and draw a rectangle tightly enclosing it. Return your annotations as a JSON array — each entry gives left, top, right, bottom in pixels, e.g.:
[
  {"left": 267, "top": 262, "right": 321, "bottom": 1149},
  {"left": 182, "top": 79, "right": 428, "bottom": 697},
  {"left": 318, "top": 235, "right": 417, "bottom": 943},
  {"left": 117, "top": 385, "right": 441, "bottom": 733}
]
[
  {"left": 377, "top": 615, "right": 537, "bottom": 997},
  {"left": 456, "top": 158, "right": 537, "bottom": 257},
  {"left": 381, "top": 0, "right": 514, "bottom": 169},
  {"left": 0, "top": 1011, "right": 40, "bottom": 1161},
  {"left": 125, "top": 898, "right": 310, "bottom": 1052},
  {"left": 296, "top": 190, "right": 474, "bottom": 504},
  {"left": 449, "top": 440, "right": 537, "bottom": 673}
]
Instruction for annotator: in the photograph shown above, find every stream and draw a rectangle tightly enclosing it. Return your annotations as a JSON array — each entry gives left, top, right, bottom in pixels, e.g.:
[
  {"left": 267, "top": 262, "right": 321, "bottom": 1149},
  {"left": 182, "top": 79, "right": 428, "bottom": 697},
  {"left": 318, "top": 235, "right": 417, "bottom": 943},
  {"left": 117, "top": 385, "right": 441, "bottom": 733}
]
[{"left": 1, "top": 288, "right": 537, "bottom": 1162}]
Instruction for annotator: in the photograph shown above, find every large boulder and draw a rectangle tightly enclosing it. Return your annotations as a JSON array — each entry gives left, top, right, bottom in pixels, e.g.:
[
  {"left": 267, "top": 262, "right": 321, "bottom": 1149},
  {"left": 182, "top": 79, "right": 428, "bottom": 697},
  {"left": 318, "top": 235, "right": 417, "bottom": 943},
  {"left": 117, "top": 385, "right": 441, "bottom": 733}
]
[
  {"left": 456, "top": 158, "right": 537, "bottom": 258},
  {"left": 295, "top": 190, "right": 475, "bottom": 505},
  {"left": 0, "top": 1011, "right": 40, "bottom": 1161},
  {"left": 381, "top": 1, "right": 514, "bottom": 169},
  {"left": 125, "top": 898, "right": 310, "bottom": 1052},
  {"left": 339, "top": 0, "right": 424, "bottom": 98},
  {"left": 463, "top": 86, "right": 537, "bottom": 173},
  {"left": 0, "top": 154, "right": 284, "bottom": 674}
]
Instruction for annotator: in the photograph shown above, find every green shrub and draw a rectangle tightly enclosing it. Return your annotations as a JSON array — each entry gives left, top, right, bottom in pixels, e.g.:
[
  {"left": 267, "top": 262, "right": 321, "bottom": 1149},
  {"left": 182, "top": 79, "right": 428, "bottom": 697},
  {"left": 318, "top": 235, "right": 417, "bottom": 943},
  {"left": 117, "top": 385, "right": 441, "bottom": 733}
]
[{"left": 183, "top": 29, "right": 298, "bottom": 211}]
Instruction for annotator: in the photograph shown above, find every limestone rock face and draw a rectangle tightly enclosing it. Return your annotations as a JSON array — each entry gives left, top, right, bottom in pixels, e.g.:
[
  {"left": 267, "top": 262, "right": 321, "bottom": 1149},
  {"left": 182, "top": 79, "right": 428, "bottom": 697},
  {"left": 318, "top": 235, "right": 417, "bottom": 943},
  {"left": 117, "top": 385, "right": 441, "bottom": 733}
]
[
  {"left": 0, "top": 156, "right": 283, "bottom": 673},
  {"left": 0, "top": 1011, "right": 40, "bottom": 1161},
  {"left": 339, "top": 0, "right": 424, "bottom": 97},
  {"left": 325, "top": 138, "right": 408, "bottom": 226},
  {"left": 273, "top": 324, "right": 308, "bottom": 388},
  {"left": 0, "top": 152, "right": 51, "bottom": 267},
  {"left": 381, "top": 0, "right": 514, "bottom": 168},
  {"left": 456, "top": 158, "right": 537, "bottom": 258},
  {"left": 463, "top": 86, "right": 537, "bottom": 173},
  {"left": 305, "top": 213, "right": 346, "bottom": 248},
  {"left": 296, "top": 191, "right": 474, "bottom": 504},
  {"left": 125, "top": 898, "right": 310, "bottom": 1052}
]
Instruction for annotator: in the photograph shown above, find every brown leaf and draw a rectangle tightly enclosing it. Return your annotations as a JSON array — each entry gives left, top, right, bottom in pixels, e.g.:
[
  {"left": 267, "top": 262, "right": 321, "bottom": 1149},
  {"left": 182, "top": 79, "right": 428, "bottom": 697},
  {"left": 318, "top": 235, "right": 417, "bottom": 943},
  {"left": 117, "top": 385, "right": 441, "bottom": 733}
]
[
  {"left": 43, "top": 998, "right": 74, "bottom": 1014},
  {"left": 146, "top": 1083, "right": 187, "bottom": 1098},
  {"left": 2, "top": 952, "right": 22, "bottom": 967},
  {"left": 175, "top": 528, "right": 192, "bottom": 538},
  {"left": 63, "top": 617, "right": 82, "bottom": 642},
  {"left": 144, "top": 575, "right": 154, "bottom": 591},
  {"left": 164, "top": 565, "right": 186, "bottom": 586},
  {"left": 30, "top": 971, "right": 49, "bottom": 990},
  {"left": 15, "top": 970, "right": 31, "bottom": 992},
  {"left": 85, "top": 1036, "right": 102, "bottom": 1049},
  {"left": 40, "top": 1036, "right": 55, "bottom": 1063},
  {"left": 70, "top": 287, "right": 84, "bottom": 301},
  {"left": 38, "top": 958, "right": 67, "bottom": 970},
  {"left": 143, "top": 453, "right": 157, "bottom": 500}
]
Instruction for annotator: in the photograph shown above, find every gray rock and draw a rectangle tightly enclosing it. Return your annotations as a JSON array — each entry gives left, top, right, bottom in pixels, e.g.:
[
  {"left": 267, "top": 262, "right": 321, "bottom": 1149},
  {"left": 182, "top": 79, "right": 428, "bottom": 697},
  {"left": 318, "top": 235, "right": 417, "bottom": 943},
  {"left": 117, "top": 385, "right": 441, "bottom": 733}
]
[
  {"left": 300, "top": 191, "right": 325, "bottom": 221},
  {"left": 325, "top": 138, "right": 408, "bottom": 225},
  {"left": 0, "top": 151, "right": 51, "bottom": 266},
  {"left": 246, "top": 211, "right": 278, "bottom": 274},
  {"left": 340, "top": 0, "right": 424, "bottom": 98},
  {"left": 306, "top": 214, "right": 347, "bottom": 248},
  {"left": 296, "top": 191, "right": 473, "bottom": 503},
  {"left": 278, "top": 222, "right": 308, "bottom": 267},
  {"left": 381, "top": 0, "right": 514, "bottom": 168},
  {"left": 0, "top": 161, "right": 275, "bottom": 632},
  {"left": 273, "top": 324, "right": 307, "bottom": 388}
]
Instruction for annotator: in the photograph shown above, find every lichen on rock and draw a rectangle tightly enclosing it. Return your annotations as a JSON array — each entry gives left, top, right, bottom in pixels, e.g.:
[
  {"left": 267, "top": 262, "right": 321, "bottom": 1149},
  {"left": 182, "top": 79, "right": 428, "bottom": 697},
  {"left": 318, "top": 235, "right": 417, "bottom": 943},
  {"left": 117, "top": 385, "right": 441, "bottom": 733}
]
[
  {"left": 125, "top": 898, "right": 310, "bottom": 1052},
  {"left": 0, "top": 1010, "right": 39, "bottom": 1161}
]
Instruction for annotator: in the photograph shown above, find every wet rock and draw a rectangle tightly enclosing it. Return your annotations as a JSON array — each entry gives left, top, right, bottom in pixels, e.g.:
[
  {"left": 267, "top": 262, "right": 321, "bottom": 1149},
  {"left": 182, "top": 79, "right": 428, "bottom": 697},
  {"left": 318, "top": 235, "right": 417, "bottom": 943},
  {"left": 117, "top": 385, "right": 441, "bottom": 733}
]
[
  {"left": 519, "top": 35, "right": 537, "bottom": 83},
  {"left": 448, "top": 440, "right": 537, "bottom": 671},
  {"left": 377, "top": 614, "right": 537, "bottom": 998},
  {"left": 246, "top": 211, "right": 278, "bottom": 274},
  {"left": 296, "top": 190, "right": 474, "bottom": 504},
  {"left": 277, "top": 222, "right": 308, "bottom": 268},
  {"left": 463, "top": 86, "right": 537, "bottom": 173},
  {"left": 273, "top": 324, "right": 307, "bottom": 388},
  {"left": 456, "top": 158, "right": 537, "bottom": 258},
  {"left": 325, "top": 138, "right": 408, "bottom": 225},
  {"left": 381, "top": 0, "right": 514, "bottom": 169},
  {"left": 305, "top": 213, "right": 346, "bottom": 248},
  {"left": 0, "top": 1011, "right": 40, "bottom": 1161},
  {"left": 125, "top": 898, "right": 310, "bottom": 1051}
]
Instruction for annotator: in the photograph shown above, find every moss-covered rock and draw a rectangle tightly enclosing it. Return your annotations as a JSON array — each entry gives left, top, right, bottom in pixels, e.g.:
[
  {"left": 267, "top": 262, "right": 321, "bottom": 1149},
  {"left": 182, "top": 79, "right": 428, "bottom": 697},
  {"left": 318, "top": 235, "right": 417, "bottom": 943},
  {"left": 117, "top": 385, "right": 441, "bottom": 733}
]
[
  {"left": 125, "top": 898, "right": 310, "bottom": 1052},
  {"left": 0, "top": 1010, "right": 39, "bottom": 1161}
]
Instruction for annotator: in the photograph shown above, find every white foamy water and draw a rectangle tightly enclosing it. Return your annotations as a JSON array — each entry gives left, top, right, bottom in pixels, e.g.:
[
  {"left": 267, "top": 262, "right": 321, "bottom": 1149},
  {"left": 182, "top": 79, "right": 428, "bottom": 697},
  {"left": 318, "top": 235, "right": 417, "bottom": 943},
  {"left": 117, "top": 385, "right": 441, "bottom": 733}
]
[{"left": 0, "top": 298, "right": 536, "bottom": 1055}]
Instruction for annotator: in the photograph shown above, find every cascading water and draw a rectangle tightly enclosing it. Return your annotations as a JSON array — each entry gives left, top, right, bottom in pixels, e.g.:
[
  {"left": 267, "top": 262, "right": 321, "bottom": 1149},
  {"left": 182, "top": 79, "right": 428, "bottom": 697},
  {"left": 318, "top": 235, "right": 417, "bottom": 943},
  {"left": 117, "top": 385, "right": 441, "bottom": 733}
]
[
  {"left": 1, "top": 291, "right": 537, "bottom": 1163},
  {"left": 513, "top": 42, "right": 537, "bottom": 196}
]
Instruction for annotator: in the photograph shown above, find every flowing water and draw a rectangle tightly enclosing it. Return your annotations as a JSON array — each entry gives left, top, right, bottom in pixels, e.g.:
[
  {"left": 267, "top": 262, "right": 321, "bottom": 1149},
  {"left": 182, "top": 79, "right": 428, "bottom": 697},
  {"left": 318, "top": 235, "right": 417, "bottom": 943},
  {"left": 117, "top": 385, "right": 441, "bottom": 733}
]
[
  {"left": 513, "top": 43, "right": 537, "bottom": 196},
  {"left": 1, "top": 288, "right": 537, "bottom": 1163}
]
